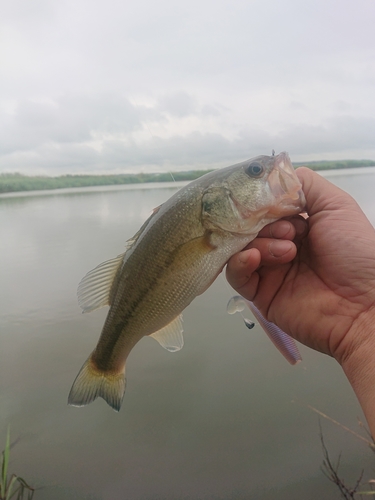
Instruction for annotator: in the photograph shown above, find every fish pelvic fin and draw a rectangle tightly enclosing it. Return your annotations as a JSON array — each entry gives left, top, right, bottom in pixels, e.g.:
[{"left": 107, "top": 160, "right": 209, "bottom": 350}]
[
  {"left": 68, "top": 356, "right": 126, "bottom": 412},
  {"left": 149, "top": 314, "right": 184, "bottom": 352}
]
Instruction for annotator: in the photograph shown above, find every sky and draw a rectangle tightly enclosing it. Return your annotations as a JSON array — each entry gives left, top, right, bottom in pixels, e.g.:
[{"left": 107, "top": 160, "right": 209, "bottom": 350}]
[{"left": 1, "top": 0, "right": 375, "bottom": 175}]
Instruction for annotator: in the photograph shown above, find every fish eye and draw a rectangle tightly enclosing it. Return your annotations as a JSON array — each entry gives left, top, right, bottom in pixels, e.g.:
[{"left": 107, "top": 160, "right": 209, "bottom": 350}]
[{"left": 245, "top": 162, "right": 264, "bottom": 178}]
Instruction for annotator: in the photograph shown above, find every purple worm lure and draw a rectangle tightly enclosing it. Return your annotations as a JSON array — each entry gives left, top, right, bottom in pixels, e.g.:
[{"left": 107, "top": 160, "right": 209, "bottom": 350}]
[{"left": 227, "top": 296, "right": 302, "bottom": 365}]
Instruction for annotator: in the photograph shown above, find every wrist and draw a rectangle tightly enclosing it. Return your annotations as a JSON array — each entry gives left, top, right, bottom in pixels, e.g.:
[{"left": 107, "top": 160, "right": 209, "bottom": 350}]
[{"left": 339, "top": 306, "right": 375, "bottom": 437}]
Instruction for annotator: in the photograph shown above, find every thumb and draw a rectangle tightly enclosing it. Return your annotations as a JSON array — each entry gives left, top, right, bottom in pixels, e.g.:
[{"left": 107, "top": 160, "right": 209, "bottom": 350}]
[{"left": 296, "top": 167, "right": 356, "bottom": 216}]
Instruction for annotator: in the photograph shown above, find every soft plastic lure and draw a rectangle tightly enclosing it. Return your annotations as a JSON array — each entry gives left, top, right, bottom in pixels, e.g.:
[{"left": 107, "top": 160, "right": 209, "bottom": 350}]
[{"left": 227, "top": 296, "right": 302, "bottom": 365}]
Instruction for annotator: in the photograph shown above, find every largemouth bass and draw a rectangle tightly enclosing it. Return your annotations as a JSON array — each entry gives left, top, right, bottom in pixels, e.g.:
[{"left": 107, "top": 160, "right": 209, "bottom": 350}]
[{"left": 68, "top": 152, "right": 306, "bottom": 411}]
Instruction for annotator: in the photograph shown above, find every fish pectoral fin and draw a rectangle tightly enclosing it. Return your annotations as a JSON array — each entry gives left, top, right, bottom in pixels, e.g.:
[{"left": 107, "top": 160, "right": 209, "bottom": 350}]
[
  {"left": 68, "top": 355, "right": 126, "bottom": 412},
  {"left": 77, "top": 253, "right": 125, "bottom": 313},
  {"left": 149, "top": 315, "right": 184, "bottom": 352}
]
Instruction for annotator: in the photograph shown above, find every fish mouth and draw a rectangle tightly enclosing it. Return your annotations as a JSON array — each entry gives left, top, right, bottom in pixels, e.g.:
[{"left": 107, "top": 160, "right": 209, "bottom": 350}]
[{"left": 268, "top": 152, "right": 306, "bottom": 215}]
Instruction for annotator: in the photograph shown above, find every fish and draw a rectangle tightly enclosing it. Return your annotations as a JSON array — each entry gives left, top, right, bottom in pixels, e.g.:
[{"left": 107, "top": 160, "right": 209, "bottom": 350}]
[
  {"left": 68, "top": 151, "right": 306, "bottom": 411},
  {"left": 227, "top": 296, "right": 302, "bottom": 365}
]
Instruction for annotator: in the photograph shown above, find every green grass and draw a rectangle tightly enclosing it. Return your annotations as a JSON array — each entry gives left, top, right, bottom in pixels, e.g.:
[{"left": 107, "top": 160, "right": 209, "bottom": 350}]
[
  {"left": 1, "top": 428, "right": 34, "bottom": 500},
  {"left": 0, "top": 159, "right": 374, "bottom": 195},
  {"left": 294, "top": 159, "right": 375, "bottom": 170},
  {"left": 0, "top": 170, "right": 212, "bottom": 194}
]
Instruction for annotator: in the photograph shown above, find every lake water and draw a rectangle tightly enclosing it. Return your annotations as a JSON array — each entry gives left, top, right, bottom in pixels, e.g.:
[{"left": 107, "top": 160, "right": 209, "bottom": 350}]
[{"left": 1, "top": 168, "right": 375, "bottom": 499}]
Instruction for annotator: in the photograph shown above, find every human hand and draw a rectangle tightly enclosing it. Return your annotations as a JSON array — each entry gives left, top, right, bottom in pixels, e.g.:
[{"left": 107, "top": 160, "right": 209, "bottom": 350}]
[
  {"left": 226, "top": 167, "right": 375, "bottom": 364},
  {"left": 227, "top": 167, "right": 375, "bottom": 433}
]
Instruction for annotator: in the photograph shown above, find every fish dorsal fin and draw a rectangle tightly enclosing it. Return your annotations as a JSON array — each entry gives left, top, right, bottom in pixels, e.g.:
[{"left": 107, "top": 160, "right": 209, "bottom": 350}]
[
  {"left": 125, "top": 204, "right": 162, "bottom": 247},
  {"left": 78, "top": 253, "right": 125, "bottom": 313},
  {"left": 149, "top": 315, "right": 184, "bottom": 352},
  {"left": 78, "top": 205, "right": 163, "bottom": 314}
]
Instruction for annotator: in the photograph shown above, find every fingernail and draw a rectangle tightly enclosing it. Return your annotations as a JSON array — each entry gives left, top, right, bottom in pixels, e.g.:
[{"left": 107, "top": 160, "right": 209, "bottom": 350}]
[
  {"left": 238, "top": 250, "right": 248, "bottom": 264},
  {"left": 270, "top": 221, "right": 292, "bottom": 238},
  {"left": 269, "top": 240, "right": 293, "bottom": 257},
  {"left": 293, "top": 218, "right": 308, "bottom": 237},
  {"left": 238, "top": 248, "right": 253, "bottom": 264}
]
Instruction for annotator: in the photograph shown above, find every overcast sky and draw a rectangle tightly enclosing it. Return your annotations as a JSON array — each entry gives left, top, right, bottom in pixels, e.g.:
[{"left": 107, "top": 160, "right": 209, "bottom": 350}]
[{"left": 1, "top": 0, "right": 375, "bottom": 175}]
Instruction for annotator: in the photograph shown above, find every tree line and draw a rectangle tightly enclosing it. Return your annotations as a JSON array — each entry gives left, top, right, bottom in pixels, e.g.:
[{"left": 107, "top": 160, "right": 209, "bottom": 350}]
[{"left": 0, "top": 160, "right": 374, "bottom": 194}]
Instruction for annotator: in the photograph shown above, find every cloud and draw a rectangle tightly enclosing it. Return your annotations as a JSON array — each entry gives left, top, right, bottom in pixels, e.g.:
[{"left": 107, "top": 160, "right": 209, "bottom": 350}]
[
  {"left": 1, "top": 0, "right": 375, "bottom": 174},
  {"left": 1, "top": 112, "right": 374, "bottom": 176},
  {"left": 278, "top": 116, "right": 375, "bottom": 155},
  {"left": 157, "top": 91, "right": 197, "bottom": 118},
  {"left": 0, "top": 93, "right": 161, "bottom": 153}
]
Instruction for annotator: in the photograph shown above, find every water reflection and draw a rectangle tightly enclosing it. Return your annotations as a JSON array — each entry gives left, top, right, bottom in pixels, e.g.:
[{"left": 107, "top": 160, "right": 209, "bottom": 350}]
[{"left": 1, "top": 171, "right": 375, "bottom": 499}]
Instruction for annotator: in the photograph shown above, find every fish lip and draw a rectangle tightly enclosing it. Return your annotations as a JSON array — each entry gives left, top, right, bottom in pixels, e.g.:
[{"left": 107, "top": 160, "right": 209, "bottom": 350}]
[
  {"left": 226, "top": 153, "right": 306, "bottom": 232},
  {"left": 268, "top": 152, "right": 306, "bottom": 214}
]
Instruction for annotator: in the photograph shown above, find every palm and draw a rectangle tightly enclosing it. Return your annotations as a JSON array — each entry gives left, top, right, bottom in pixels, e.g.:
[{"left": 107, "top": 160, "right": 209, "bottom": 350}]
[{"left": 255, "top": 175, "right": 375, "bottom": 360}]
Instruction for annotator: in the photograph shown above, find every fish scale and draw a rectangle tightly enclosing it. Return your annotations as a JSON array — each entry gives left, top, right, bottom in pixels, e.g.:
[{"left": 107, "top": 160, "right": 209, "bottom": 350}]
[{"left": 68, "top": 152, "right": 306, "bottom": 411}]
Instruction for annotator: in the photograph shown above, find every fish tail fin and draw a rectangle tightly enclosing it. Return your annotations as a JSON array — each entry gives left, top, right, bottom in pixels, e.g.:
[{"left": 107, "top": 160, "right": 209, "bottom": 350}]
[{"left": 68, "top": 355, "right": 126, "bottom": 412}]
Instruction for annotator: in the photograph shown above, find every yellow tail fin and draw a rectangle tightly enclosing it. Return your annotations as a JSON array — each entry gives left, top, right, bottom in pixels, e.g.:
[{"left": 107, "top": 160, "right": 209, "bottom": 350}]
[{"left": 68, "top": 356, "right": 126, "bottom": 412}]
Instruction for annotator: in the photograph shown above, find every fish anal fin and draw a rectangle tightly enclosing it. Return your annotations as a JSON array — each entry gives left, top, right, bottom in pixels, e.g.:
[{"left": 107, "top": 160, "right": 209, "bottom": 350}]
[
  {"left": 149, "top": 315, "right": 184, "bottom": 352},
  {"left": 68, "top": 356, "right": 126, "bottom": 412}
]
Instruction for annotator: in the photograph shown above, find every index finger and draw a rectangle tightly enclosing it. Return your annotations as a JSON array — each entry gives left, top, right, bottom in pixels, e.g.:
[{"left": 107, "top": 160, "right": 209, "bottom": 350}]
[{"left": 257, "top": 216, "right": 308, "bottom": 241}]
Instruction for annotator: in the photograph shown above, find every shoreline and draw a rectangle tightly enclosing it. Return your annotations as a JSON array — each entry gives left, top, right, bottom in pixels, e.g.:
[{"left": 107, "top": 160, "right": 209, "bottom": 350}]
[
  {"left": 0, "top": 180, "right": 188, "bottom": 199},
  {"left": 1, "top": 164, "right": 375, "bottom": 199}
]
